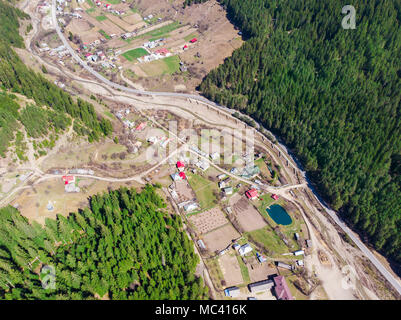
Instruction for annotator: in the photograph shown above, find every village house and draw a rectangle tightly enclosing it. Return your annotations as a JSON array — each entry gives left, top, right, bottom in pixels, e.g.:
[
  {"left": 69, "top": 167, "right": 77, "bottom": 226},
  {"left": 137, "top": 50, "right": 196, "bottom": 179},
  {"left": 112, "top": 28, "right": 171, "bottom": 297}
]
[
  {"left": 224, "top": 287, "right": 240, "bottom": 298},
  {"left": 245, "top": 188, "right": 258, "bottom": 200},
  {"left": 273, "top": 275, "right": 294, "bottom": 300},
  {"left": 248, "top": 279, "right": 274, "bottom": 293},
  {"left": 238, "top": 243, "right": 253, "bottom": 256},
  {"left": 223, "top": 187, "right": 233, "bottom": 195}
]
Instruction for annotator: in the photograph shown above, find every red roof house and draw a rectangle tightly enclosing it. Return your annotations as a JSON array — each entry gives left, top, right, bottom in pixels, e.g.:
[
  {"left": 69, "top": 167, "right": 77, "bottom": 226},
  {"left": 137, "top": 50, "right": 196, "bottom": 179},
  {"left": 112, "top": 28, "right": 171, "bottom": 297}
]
[
  {"left": 179, "top": 172, "right": 186, "bottom": 180},
  {"left": 273, "top": 275, "right": 294, "bottom": 300},
  {"left": 177, "top": 161, "right": 185, "bottom": 168},
  {"left": 190, "top": 38, "right": 197, "bottom": 43},
  {"left": 245, "top": 188, "right": 258, "bottom": 200},
  {"left": 155, "top": 48, "right": 169, "bottom": 56},
  {"left": 272, "top": 194, "right": 279, "bottom": 201},
  {"left": 183, "top": 45, "right": 188, "bottom": 49},
  {"left": 135, "top": 122, "right": 147, "bottom": 131},
  {"left": 62, "top": 176, "right": 75, "bottom": 185}
]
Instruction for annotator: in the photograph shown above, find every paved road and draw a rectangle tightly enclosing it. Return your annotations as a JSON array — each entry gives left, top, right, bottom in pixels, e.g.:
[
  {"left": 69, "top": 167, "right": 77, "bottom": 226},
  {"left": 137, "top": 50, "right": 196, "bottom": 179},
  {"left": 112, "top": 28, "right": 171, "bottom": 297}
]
[{"left": 50, "top": 0, "right": 401, "bottom": 296}]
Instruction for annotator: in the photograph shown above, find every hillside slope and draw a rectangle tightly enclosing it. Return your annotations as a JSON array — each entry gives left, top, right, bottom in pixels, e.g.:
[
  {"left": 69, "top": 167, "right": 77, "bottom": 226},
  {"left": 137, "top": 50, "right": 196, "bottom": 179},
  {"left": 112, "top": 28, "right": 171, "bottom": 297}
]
[{"left": 0, "top": 0, "right": 112, "bottom": 160}]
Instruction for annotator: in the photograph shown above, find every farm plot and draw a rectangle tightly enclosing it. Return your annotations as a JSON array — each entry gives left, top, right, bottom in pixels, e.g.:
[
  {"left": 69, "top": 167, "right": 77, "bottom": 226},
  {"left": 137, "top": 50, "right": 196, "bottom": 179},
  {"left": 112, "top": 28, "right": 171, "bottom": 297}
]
[
  {"left": 106, "top": 13, "right": 134, "bottom": 31},
  {"left": 188, "top": 207, "right": 229, "bottom": 234},
  {"left": 122, "top": 12, "right": 143, "bottom": 25},
  {"left": 122, "top": 48, "right": 149, "bottom": 61},
  {"left": 139, "top": 56, "right": 180, "bottom": 76},
  {"left": 218, "top": 254, "right": 243, "bottom": 287},
  {"left": 202, "top": 224, "right": 240, "bottom": 253},
  {"left": 186, "top": 172, "right": 218, "bottom": 210},
  {"left": 175, "top": 179, "right": 196, "bottom": 204},
  {"left": 246, "top": 257, "right": 277, "bottom": 283},
  {"left": 230, "top": 194, "right": 267, "bottom": 232},
  {"left": 66, "top": 19, "right": 93, "bottom": 34}
]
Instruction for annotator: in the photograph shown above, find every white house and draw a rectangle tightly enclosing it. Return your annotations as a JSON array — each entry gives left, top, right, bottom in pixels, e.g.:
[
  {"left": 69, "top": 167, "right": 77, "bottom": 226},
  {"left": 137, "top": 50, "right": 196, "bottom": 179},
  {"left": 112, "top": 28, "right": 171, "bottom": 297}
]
[
  {"left": 184, "top": 202, "right": 198, "bottom": 212},
  {"left": 239, "top": 244, "right": 253, "bottom": 256},
  {"left": 293, "top": 250, "right": 305, "bottom": 256}
]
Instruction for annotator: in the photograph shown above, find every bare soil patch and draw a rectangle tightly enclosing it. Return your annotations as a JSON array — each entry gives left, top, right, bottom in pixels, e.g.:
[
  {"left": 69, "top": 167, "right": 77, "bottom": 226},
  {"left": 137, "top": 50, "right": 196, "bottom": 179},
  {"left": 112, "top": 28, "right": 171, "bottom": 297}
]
[
  {"left": 188, "top": 207, "right": 229, "bottom": 234},
  {"left": 230, "top": 194, "right": 267, "bottom": 232},
  {"left": 219, "top": 254, "right": 243, "bottom": 286},
  {"left": 175, "top": 179, "right": 196, "bottom": 203},
  {"left": 202, "top": 224, "right": 240, "bottom": 253}
]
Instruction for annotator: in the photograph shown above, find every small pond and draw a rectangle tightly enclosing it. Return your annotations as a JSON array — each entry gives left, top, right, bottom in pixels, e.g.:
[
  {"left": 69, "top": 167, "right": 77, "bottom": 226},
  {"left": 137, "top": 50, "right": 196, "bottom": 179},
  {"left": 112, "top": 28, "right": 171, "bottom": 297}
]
[{"left": 266, "top": 204, "right": 292, "bottom": 226}]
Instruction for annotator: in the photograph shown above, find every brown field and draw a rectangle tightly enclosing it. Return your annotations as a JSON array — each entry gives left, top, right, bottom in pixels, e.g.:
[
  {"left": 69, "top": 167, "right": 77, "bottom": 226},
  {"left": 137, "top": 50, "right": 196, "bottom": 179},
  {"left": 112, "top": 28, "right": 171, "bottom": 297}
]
[
  {"left": 106, "top": 13, "right": 133, "bottom": 31},
  {"left": 219, "top": 254, "right": 243, "bottom": 286},
  {"left": 202, "top": 224, "right": 240, "bottom": 253},
  {"left": 175, "top": 179, "right": 196, "bottom": 203},
  {"left": 230, "top": 194, "right": 267, "bottom": 232},
  {"left": 126, "top": 21, "right": 148, "bottom": 33},
  {"left": 122, "top": 13, "right": 143, "bottom": 25},
  {"left": 11, "top": 178, "right": 142, "bottom": 225},
  {"left": 80, "top": 31, "right": 101, "bottom": 44},
  {"left": 247, "top": 258, "right": 278, "bottom": 283},
  {"left": 188, "top": 207, "right": 229, "bottom": 234},
  {"left": 66, "top": 19, "right": 93, "bottom": 34}
]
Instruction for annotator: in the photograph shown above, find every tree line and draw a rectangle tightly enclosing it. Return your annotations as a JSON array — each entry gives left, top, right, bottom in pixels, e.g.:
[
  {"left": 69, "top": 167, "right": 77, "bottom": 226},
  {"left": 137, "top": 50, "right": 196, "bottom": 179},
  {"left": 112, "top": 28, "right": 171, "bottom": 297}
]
[{"left": 0, "top": 185, "right": 208, "bottom": 299}]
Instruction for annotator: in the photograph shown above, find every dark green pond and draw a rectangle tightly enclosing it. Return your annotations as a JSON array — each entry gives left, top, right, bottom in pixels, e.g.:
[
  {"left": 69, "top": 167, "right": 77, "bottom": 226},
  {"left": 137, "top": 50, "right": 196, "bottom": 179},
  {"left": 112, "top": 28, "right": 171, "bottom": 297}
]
[{"left": 266, "top": 204, "right": 292, "bottom": 225}]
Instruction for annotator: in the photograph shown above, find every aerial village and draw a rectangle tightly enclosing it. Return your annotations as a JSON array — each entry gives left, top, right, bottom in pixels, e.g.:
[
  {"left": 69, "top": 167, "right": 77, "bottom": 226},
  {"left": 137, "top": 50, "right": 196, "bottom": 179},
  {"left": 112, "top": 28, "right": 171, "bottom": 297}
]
[
  {"left": 34, "top": 0, "right": 241, "bottom": 92},
  {"left": 5, "top": 0, "right": 322, "bottom": 301}
]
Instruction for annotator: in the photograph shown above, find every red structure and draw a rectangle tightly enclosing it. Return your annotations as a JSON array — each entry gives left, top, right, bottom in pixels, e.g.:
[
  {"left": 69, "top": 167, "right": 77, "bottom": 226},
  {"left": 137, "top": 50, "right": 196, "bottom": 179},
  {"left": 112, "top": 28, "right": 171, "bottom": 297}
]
[
  {"left": 272, "top": 194, "right": 279, "bottom": 201},
  {"left": 176, "top": 161, "right": 185, "bottom": 171},
  {"left": 245, "top": 188, "right": 258, "bottom": 200},
  {"left": 189, "top": 38, "right": 198, "bottom": 43},
  {"left": 273, "top": 275, "right": 293, "bottom": 300},
  {"left": 179, "top": 172, "right": 186, "bottom": 180},
  {"left": 155, "top": 48, "right": 169, "bottom": 56},
  {"left": 62, "top": 176, "right": 75, "bottom": 185},
  {"left": 135, "top": 122, "right": 147, "bottom": 131},
  {"left": 183, "top": 45, "right": 188, "bottom": 49}
]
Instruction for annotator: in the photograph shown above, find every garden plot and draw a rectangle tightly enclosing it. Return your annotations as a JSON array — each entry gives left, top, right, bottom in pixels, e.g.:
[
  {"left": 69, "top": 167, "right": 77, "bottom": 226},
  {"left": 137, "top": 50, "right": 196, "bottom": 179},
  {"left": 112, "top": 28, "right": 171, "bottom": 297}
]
[
  {"left": 218, "top": 254, "right": 243, "bottom": 287},
  {"left": 202, "top": 224, "right": 240, "bottom": 253},
  {"left": 175, "top": 179, "right": 196, "bottom": 203},
  {"left": 230, "top": 194, "right": 267, "bottom": 232},
  {"left": 246, "top": 257, "right": 278, "bottom": 283},
  {"left": 188, "top": 207, "right": 229, "bottom": 234}
]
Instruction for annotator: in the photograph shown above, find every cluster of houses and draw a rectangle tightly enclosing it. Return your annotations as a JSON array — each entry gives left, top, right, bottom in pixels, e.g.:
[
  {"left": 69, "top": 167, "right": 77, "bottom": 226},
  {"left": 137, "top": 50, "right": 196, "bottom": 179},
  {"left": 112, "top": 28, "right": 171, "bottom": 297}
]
[
  {"left": 37, "top": 1, "right": 51, "bottom": 14},
  {"left": 143, "top": 39, "right": 165, "bottom": 49},
  {"left": 115, "top": 109, "right": 147, "bottom": 132},
  {"left": 94, "top": 0, "right": 125, "bottom": 14},
  {"left": 137, "top": 48, "right": 171, "bottom": 63},
  {"left": 168, "top": 161, "right": 200, "bottom": 213},
  {"left": 218, "top": 174, "right": 233, "bottom": 196},
  {"left": 41, "top": 43, "right": 71, "bottom": 60}
]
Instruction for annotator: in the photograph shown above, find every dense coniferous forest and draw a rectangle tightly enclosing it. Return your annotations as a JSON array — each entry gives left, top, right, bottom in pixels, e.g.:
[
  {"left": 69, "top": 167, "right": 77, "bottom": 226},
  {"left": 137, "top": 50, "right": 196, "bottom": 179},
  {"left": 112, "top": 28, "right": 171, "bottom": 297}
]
[
  {"left": 193, "top": 0, "right": 401, "bottom": 264},
  {"left": 0, "top": 186, "right": 208, "bottom": 299},
  {"left": 0, "top": 1, "right": 112, "bottom": 156}
]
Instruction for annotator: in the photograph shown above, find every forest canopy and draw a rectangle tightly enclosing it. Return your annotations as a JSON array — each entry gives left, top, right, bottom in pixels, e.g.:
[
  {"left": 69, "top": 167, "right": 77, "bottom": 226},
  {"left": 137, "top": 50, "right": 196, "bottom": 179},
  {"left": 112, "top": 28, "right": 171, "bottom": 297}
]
[
  {"left": 195, "top": 0, "right": 401, "bottom": 264},
  {"left": 0, "top": 186, "right": 208, "bottom": 299}
]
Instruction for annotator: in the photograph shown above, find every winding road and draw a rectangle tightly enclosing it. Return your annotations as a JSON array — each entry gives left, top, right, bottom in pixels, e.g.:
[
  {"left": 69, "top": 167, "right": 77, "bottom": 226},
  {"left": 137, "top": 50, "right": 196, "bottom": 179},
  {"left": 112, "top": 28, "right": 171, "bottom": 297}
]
[{"left": 39, "top": 0, "right": 401, "bottom": 297}]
